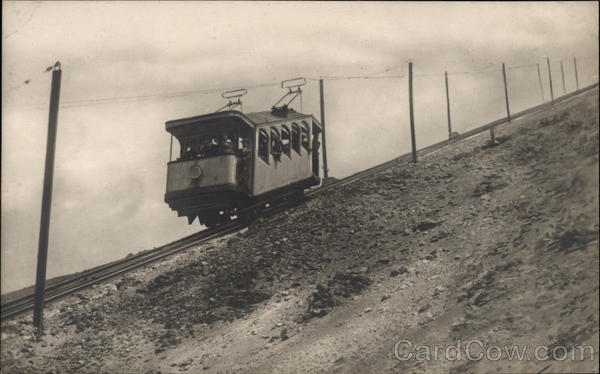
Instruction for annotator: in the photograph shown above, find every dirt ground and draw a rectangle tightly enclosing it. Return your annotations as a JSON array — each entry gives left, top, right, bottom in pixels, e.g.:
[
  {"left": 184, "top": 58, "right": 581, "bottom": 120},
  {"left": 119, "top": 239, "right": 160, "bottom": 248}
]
[{"left": 2, "top": 88, "right": 598, "bottom": 374}]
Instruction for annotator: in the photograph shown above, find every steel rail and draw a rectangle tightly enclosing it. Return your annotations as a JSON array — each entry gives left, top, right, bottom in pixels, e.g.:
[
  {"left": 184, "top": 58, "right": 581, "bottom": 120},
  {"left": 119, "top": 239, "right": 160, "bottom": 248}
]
[
  {"left": 3, "top": 228, "right": 221, "bottom": 308},
  {"left": 1, "top": 223, "right": 244, "bottom": 321},
  {"left": 2, "top": 82, "right": 597, "bottom": 322},
  {"left": 0, "top": 199, "right": 305, "bottom": 321}
]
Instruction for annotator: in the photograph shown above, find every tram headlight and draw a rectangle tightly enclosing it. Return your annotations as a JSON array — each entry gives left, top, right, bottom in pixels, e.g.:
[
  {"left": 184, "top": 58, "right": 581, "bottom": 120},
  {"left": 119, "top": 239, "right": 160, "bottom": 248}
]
[{"left": 189, "top": 165, "right": 203, "bottom": 180}]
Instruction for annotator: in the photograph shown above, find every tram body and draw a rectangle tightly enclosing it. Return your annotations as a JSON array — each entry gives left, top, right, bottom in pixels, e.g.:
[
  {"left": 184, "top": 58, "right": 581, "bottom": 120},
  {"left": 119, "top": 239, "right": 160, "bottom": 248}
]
[{"left": 165, "top": 107, "right": 322, "bottom": 227}]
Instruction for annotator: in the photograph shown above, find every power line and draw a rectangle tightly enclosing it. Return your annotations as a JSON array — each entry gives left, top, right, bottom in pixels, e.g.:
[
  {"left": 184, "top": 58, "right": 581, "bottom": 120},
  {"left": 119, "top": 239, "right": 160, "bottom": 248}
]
[
  {"left": 4, "top": 57, "right": 595, "bottom": 111},
  {"left": 2, "top": 66, "right": 52, "bottom": 96},
  {"left": 2, "top": 80, "right": 32, "bottom": 95},
  {"left": 413, "top": 72, "right": 444, "bottom": 78},
  {"left": 312, "top": 74, "right": 405, "bottom": 81},
  {"left": 6, "top": 81, "right": 281, "bottom": 109},
  {"left": 62, "top": 82, "right": 280, "bottom": 107},
  {"left": 2, "top": 2, "right": 41, "bottom": 40},
  {"left": 308, "top": 63, "right": 405, "bottom": 81},
  {"left": 416, "top": 65, "right": 500, "bottom": 78},
  {"left": 507, "top": 63, "right": 538, "bottom": 70}
]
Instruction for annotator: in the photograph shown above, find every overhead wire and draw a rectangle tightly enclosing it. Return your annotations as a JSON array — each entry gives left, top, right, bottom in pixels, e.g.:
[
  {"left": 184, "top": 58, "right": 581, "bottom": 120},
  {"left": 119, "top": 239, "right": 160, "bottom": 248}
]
[
  {"left": 2, "top": 80, "right": 32, "bottom": 96},
  {"left": 2, "top": 2, "right": 41, "bottom": 40},
  {"left": 2, "top": 66, "right": 52, "bottom": 96},
  {"left": 7, "top": 81, "right": 281, "bottom": 109},
  {"left": 307, "top": 63, "right": 405, "bottom": 81},
  {"left": 507, "top": 63, "right": 538, "bottom": 70},
  {"left": 4, "top": 58, "right": 595, "bottom": 111},
  {"left": 312, "top": 74, "right": 405, "bottom": 81}
]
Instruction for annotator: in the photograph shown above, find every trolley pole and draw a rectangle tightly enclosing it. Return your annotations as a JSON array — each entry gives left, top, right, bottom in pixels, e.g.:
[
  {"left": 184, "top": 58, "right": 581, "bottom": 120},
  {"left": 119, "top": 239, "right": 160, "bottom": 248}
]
[
  {"left": 319, "top": 79, "right": 329, "bottom": 180},
  {"left": 536, "top": 63, "right": 545, "bottom": 101},
  {"left": 574, "top": 57, "right": 580, "bottom": 90},
  {"left": 33, "top": 62, "right": 62, "bottom": 334},
  {"left": 501, "top": 63, "right": 511, "bottom": 122},
  {"left": 560, "top": 61, "right": 566, "bottom": 94},
  {"left": 546, "top": 57, "right": 554, "bottom": 103},
  {"left": 408, "top": 61, "right": 417, "bottom": 163},
  {"left": 444, "top": 71, "right": 452, "bottom": 138}
]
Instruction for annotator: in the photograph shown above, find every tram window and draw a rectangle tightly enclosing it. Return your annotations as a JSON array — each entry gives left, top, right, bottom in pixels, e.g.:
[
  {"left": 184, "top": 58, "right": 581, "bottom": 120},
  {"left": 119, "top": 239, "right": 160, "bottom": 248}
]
[
  {"left": 291, "top": 123, "right": 301, "bottom": 154},
  {"left": 197, "top": 138, "right": 211, "bottom": 158},
  {"left": 181, "top": 139, "right": 204, "bottom": 160},
  {"left": 270, "top": 127, "right": 282, "bottom": 160},
  {"left": 258, "top": 129, "right": 269, "bottom": 164},
  {"left": 238, "top": 128, "right": 251, "bottom": 151},
  {"left": 181, "top": 141, "right": 194, "bottom": 161},
  {"left": 281, "top": 125, "right": 291, "bottom": 157},
  {"left": 301, "top": 121, "right": 310, "bottom": 151}
]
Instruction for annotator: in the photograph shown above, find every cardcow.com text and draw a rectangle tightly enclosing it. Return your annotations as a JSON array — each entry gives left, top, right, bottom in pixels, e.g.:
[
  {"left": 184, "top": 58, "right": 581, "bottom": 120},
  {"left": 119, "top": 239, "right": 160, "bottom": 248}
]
[{"left": 393, "top": 339, "right": 595, "bottom": 361}]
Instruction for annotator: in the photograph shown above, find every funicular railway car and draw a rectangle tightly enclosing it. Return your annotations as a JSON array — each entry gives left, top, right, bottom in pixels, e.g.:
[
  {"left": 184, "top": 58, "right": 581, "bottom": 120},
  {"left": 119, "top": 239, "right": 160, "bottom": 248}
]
[{"left": 164, "top": 79, "right": 323, "bottom": 227}]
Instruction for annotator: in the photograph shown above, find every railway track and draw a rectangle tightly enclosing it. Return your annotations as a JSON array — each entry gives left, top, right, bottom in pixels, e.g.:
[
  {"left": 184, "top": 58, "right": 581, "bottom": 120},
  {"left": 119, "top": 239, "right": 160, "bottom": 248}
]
[
  {"left": 1, "top": 82, "right": 597, "bottom": 323},
  {"left": 0, "top": 222, "right": 243, "bottom": 322}
]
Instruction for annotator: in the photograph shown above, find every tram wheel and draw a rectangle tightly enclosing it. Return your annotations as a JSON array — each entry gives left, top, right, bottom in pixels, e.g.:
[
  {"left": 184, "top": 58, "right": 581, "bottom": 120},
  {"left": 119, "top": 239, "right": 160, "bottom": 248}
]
[
  {"left": 200, "top": 213, "right": 231, "bottom": 229},
  {"left": 291, "top": 189, "right": 305, "bottom": 203},
  {"left": 238, "top": 207, "right": 260, "bottom": 225}
]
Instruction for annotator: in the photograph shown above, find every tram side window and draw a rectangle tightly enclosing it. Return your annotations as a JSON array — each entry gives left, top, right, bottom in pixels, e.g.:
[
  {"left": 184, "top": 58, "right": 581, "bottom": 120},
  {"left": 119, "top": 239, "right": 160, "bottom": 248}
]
[
  {"left": 291, "top": 123, "right": 301, "bottom": 154},
  {"left": 281, "top": 125, "right": 291, "bottom": 157},
  {"left": 301, "top": 121, "right": 310, "bottom": 151},
  {"left": 258, "top": 129, "right": 269, "bottom": 164},
  {"left": 271, "top": 127, "right": 282, "bottom": 161}
]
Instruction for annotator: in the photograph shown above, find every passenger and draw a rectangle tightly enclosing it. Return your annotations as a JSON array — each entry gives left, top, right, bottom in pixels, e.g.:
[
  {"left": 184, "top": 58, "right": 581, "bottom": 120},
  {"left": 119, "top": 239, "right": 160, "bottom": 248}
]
[
  {"left": 205, "top": 138, "right": 219, "bottom": 157},
  {"left": 272, "top": 137, "right": 282, "bottom": 160},
  {"left": 237, "top": 138, "right": 251, "bottom": 192},
  {"left": 237, "top": 137, "right": 250, "bottom": 155},
  {"left": 217, "top": 135, "right": 234, "bottom": 154},
  {"left": 183, "top": 145, "right": 196, "bottom": 160},
  {"left": 259, "top": 134, "right": 269, "bottom": 154},
  {"left": 312, "top": 135, "right": 320, "bottom": 155},
  {"left": 282, "top": 139, "right": 290, "bottom": 155},
  {"left": 312, "top": 134, "right": 320, "bottom": 175},
  {"left": 226, "top": 136, "right": 235, "bottom": 153},
  {"left": 198, "top": 140, "right": 208, "bottom": 158},
  {"left": 302, "top": 132, "right": 310, "bottom": 150}
]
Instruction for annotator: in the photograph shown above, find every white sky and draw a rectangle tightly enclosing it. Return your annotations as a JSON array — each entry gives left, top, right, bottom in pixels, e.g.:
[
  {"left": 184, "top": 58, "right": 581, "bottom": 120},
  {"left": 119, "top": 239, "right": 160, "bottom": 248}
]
[{"left": 2, "top": 1, "right": 598, "bottom": 293}]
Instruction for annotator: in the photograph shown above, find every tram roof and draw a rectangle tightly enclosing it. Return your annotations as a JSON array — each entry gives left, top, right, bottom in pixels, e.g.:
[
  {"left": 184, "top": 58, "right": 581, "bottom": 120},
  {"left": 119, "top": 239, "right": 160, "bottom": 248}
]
[{"left": 165, "top": 109, "right": 313, "bottom": 135}]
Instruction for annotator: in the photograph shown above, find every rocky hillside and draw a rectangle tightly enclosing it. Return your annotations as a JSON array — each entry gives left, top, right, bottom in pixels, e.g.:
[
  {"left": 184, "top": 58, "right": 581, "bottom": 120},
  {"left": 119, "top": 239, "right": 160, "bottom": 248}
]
[{"left": 1, "top": 88, "right": 598, "bottom": 374}]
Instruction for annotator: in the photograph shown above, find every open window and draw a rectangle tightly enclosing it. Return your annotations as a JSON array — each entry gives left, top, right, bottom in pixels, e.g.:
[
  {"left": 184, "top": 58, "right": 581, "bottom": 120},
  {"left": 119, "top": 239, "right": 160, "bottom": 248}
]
[
  {"left": 291, "top": 122, "right": 301, "bottom": 154},
  {"left": 281, "top": 125, "right": 291, "bottom": 158},
  {"left": 258, "top": 129, "right": 269, "bottom": 164},
  {"left": 301, "top": 121, "right": 310, "bottom": 152},
  {"left": 179, "top": 132, "right": 238, "bottom": 161},
  {"left": 237, "top": 127, "right": 251, "bottom": 152},
  {"left": 180, "top": 139, "right": 196, "bottom": 161},
  {"left": 270, "top": 127, "right": 282, "bottom": 161}
]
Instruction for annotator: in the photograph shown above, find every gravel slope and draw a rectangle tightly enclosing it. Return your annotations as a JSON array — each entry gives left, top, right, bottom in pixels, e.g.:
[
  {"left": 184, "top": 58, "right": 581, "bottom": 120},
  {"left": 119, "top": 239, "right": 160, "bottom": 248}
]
[{"left": 1, "top": 88, "right": 598, "bottom": 374}]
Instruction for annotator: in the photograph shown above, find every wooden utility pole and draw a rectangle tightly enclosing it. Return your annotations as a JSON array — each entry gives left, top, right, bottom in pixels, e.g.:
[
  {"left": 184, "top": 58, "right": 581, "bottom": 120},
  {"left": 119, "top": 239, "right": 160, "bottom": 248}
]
[
  {"left": 444, "top": 71, "right": 452, "bottom": 138},
  {"left": 408, "top": 62, "right": 417, "bottom": 163},
  {"left": 33, "top": 62, "right": 62, "bottom": 333},
  {"left": 560, "top": 61, "right": 566, "bottom": 94},
  {"left": 501, "top": 63, "right": 511, "bottom": 122},
  {"left": 319, "top": 79, "right": 329, "bottom": 179},
  {"left": 546, "top": 57, "right": 554, "bottom": 103},
  {"left": 574, "top": 57, "right": 580, "bottom": 90},
  {"left": 536, "top": 63, "right": 545, "bottom": 101}
]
